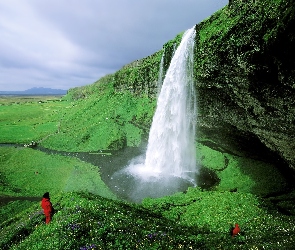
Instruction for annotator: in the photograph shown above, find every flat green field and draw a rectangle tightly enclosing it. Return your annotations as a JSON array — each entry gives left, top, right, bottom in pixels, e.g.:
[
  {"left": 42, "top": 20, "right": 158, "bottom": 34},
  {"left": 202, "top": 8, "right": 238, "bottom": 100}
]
[{"left": 0, "top": 95, "right": 68, "bottom": 143}]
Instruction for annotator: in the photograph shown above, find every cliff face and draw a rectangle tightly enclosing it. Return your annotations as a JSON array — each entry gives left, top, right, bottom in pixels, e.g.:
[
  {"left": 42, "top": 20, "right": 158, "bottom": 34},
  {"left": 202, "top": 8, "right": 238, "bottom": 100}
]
[{"left": 195, "top": 0, "right": 295, "bottom": 169}]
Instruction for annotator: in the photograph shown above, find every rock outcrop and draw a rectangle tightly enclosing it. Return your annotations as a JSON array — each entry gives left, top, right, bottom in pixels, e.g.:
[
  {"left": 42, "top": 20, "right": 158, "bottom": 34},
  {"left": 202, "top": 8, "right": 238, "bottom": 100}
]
[{"left": 195, "top": 0, "right": 295, "bottom": 169}]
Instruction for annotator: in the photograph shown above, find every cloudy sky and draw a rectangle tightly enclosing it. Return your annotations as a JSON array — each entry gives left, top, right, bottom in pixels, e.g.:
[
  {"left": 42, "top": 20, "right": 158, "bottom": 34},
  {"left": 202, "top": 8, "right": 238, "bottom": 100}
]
[{"left": 0, "top": 0, "right": 228, "bottom": 91}]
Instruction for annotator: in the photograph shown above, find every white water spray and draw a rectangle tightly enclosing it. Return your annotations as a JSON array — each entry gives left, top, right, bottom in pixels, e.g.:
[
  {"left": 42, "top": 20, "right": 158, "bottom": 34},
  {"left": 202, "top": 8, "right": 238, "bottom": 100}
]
[{"left": 127, "top": 27, "right": 198, "bottom": 186}]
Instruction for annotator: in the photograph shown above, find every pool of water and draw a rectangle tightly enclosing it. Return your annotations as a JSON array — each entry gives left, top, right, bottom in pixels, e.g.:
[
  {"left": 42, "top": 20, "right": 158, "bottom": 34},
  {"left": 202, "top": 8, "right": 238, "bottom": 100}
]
[{"left": 1, "top": 143, "right": 219, "bottom": 203}]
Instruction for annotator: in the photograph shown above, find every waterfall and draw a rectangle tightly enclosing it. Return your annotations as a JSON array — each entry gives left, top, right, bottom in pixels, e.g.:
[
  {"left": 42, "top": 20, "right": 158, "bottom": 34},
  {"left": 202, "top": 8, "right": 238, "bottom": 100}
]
[
  {"left": 172, "top": 42, "right": 177, "bottom": 56},
  {"left": 111, "top": 27, "right": 198, "bottom": 202},
  {"left": 128, "top": 26, "right": 197, "bottom": 184},
  {"left": 157, "top": 51, "right": 165, "bottom": 97}
]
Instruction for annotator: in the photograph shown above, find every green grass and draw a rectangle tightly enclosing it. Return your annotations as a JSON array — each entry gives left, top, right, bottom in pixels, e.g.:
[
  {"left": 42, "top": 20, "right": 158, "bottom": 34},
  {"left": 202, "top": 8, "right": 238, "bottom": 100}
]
[
  {"left": 41, "top": 82, "right": 156, "bottom": 152},
  {"left": 142, "top": 188, "right": 295, "bottom": 249},
  {"left": 0, "top": 147, "right": 115, "bottom": 199},
  {"left": 1, "top": 190, "right": 294, "bottom": 249},
  {"left": 0, "top": 87, "right": 155, "bottom": 151},
  {"left": 0, "top": 192, "right": 206, "bottom": 249},
  {"left": 196, "top": 143, "right": 288, "bottom": 196},
  {"left": 0, "top": 96, "right": 67, "bottom": 143}
]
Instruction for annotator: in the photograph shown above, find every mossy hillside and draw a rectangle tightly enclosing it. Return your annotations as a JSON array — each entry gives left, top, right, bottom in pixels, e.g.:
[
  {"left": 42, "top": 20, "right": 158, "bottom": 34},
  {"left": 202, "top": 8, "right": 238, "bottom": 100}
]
[
  {"left": 41, "top": 81, "right": 156, "bottom": 152},
  {"left": 196, "top": 0, "right": 290, "bottom": 78},
  {"left": 0, "top": 147, "right": 115, "bottom": 199},
  {"left": 112, "top": 31, "right": 183, "bottom": 97}
]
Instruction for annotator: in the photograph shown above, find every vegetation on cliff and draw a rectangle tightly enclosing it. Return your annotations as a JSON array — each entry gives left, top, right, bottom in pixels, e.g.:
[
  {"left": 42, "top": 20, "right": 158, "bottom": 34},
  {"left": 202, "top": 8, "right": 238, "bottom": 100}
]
[
  {"left": 43, "top": 81, "right": 156, "bottom": 151},
  {"left": 195, "top": 0, "right": 295, "bottom": 170}
]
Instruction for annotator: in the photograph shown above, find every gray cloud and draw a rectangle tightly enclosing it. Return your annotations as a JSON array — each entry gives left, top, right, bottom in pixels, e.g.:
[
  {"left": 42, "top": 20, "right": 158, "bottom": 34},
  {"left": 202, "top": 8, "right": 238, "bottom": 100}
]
[{"left": 0, "top": 0, "right": 228, "bottom": 91}]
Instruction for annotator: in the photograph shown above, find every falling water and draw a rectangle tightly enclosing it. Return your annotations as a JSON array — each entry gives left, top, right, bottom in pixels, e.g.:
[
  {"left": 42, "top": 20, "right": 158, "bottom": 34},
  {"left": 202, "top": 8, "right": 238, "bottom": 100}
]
[
  {"left": 130, "top": 26, "right": 197, "bottom": 179},
  {"left": 157, "top": 51, "right": 165, "bottom": 97},
  {"left": 172, "top": 42, "right": 177, "bottom": 56},
  {"left": 112, "top": 27, "right": 198, "bottom": 202}
]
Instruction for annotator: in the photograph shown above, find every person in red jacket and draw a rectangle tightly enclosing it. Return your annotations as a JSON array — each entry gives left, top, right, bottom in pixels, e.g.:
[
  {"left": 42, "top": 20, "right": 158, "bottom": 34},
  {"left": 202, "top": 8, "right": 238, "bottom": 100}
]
[
  {"left": 41, "top": 192, "right": 53, "bottom": 224},
  {"left": 231, "top": 223, "right": 241, "bottom": 237}
]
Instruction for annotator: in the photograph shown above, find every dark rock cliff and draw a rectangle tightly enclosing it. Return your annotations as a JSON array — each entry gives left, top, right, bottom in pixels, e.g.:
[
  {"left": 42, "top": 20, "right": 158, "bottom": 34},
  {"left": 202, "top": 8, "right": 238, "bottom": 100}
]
[{"left": 195, "top": 0, "right": 295, "bottom": 170}]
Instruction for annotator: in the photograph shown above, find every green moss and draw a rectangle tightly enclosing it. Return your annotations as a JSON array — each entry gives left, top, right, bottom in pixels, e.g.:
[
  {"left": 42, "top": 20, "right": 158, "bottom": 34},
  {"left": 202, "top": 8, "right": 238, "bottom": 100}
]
[
  {"left": 124, "top": 123, "right": 142, "bottom": 147},
  {"left": 196, "top": 142, "right": 225, "bottom": 171}
]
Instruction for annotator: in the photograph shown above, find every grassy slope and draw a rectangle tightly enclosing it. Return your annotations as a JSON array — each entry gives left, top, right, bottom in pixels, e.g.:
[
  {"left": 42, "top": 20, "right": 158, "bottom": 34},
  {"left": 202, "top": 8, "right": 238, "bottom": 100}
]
[
  {"left": 41, "top": 80, "right": 156, "bottom": 152},
  {"left": 0, "top": 147, "right": 115, "bottom": 199},
  {"left": 1, "top": 192, "right": 205, "bottom": 250},
  {"left": 1, "top": 190, "right": 294, "bottom": 249}
]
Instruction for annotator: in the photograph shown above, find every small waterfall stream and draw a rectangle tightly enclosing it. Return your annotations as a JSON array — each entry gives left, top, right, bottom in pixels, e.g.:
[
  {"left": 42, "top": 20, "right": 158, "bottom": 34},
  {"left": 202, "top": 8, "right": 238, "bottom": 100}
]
[{"left": 157, "top": 51, "right": 165, "bottom": 97}]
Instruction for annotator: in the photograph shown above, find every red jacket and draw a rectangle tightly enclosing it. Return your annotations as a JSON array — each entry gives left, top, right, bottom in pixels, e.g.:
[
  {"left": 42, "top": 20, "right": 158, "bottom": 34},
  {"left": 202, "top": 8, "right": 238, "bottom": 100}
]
[
  {"left": 232, "top": 223, "right": 241, "bottom": 237},
  {"left": 41, "top": 198, "right": 53, "bottom": 215}
]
